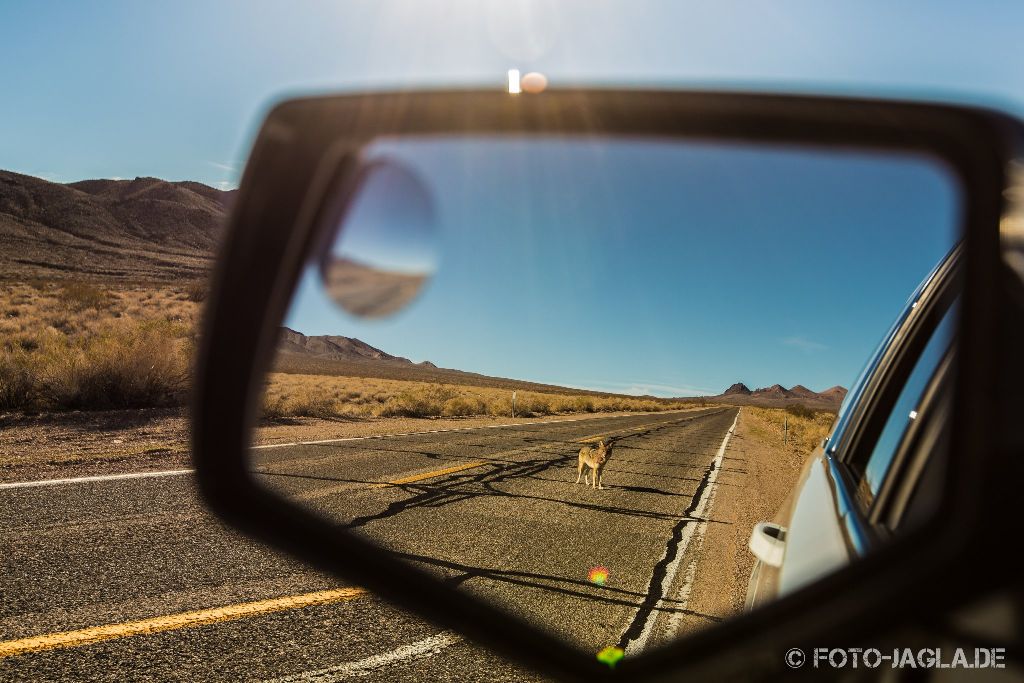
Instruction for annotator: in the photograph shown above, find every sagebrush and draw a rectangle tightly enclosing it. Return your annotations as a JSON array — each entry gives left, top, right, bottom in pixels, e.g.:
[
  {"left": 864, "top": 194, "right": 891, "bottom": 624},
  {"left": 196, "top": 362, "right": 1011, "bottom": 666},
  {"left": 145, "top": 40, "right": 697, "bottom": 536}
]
[
  {"left": 260, "top": 373, "right": 704, "bottom": 420},
  {"left": 0, "top": 282, "right": 197, "bottom": 411}
]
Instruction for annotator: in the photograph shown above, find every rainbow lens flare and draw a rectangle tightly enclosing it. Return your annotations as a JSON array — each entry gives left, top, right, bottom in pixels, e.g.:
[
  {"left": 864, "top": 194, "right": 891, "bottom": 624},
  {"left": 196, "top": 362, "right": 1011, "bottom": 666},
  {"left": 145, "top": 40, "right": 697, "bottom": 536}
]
[
  {"left": 597, "top": 646, "right": 625, "bottom": 668},
  {"left": 588, "top": 566, "right": 610, "bottom": 585}
]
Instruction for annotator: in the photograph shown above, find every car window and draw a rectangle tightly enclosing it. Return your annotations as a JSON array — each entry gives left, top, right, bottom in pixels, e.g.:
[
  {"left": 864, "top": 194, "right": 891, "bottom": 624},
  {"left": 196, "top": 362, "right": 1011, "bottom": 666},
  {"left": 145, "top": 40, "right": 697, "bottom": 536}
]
[{"left": 854, "top": 300, "right": 958, "bottom": 509}]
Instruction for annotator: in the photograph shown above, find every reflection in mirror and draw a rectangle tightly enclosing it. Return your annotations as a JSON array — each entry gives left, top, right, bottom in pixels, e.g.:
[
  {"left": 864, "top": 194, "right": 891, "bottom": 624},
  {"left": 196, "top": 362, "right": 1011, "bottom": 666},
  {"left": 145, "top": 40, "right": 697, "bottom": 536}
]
[
  {"left": 250, "top": 137, "right": 959, "bottom": 659},
  {"left": 321, "top": 159, "right": 437, "bottom": 318}
]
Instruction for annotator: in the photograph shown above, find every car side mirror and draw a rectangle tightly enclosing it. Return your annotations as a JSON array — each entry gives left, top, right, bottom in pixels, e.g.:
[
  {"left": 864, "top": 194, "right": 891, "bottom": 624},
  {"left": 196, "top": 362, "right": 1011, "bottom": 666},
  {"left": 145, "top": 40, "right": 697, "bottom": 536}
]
[{"left": 193, "top": 89, "right": 1024, "bottom": 681}]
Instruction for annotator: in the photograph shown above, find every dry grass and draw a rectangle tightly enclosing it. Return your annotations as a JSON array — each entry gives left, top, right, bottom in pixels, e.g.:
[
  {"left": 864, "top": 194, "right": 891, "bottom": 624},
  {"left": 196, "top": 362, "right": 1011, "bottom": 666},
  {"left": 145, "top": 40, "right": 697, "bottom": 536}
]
[
  {"left": 260, "top": 373, "right": 704, "bottom": 420},
  {"left": 1, "top": 278, "right": 707, "bottom": 419},
  {"left": 747, "top": 406, "right": 837, "bottom": 453},
  {"left": 0, "top": 282, "right": 199, "bottom": 411}
]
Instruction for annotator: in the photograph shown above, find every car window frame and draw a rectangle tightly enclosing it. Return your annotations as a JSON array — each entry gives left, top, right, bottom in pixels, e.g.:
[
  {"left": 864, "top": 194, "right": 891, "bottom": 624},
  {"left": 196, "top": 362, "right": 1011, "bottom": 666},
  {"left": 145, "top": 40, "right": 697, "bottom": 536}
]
[
  {"left": 830, "top": 247, "right": 961, "bottom": 520},
  {"left": 871, "top": 349, "right": 955, "bottom": 529}
]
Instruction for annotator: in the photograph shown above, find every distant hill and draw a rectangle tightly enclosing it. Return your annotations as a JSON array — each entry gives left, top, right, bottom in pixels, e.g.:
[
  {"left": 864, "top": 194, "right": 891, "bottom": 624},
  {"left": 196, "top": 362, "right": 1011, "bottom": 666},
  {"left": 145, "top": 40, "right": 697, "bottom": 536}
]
[
  {"left": 788, "top": 384, "right": 817, "bottom": 398},
  {"left": 818, "top": 386, "right": 849, "bottom": 403},
  {"left": 752, "top": 383, "right": 792, "bottom": 399},
  {"left": 709, "top": 382, "right": 847, "bottom": 410},
  {"left": 274, "top": 327, "right": 705, "bottom": 400},
  {"left": 723, "top": 382, "right": 752, "bottom": 396},
  {"left": 0, "top": 171, "right": 232, "bottom": 281},
  {"left": 279, "top": 327, "right": 421, "bottom": 365}
]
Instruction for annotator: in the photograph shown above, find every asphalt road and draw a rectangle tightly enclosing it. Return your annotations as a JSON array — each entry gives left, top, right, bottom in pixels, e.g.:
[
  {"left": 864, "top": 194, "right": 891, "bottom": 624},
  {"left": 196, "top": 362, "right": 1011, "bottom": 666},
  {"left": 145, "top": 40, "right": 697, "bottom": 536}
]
[{"left": 1, "top": 407, "right": 739, "bottom": 682}]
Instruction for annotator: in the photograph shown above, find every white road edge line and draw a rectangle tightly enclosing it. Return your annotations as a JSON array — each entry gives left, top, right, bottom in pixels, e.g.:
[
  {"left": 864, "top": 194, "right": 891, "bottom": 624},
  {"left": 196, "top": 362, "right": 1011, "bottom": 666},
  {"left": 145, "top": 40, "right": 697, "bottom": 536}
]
[
  {"left": 624, "top": 410, "right": 739, "bottom": 656},
  {"left": 0, "top": 469, "right": 193, "bottom": 490},
  {"left": 1, "top": 409, "right": 718, "bottom": 489},
  {"left": 265, "top": 632, "right": 461, "bottom": 682}
]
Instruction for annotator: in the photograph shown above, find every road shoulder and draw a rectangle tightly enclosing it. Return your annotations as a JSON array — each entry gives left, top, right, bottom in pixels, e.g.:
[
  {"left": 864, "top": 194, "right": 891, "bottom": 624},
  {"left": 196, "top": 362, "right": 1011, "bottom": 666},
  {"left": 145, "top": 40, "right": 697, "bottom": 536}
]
[{"left": 665, "top": 407, "right": 809, "bottom": 637}]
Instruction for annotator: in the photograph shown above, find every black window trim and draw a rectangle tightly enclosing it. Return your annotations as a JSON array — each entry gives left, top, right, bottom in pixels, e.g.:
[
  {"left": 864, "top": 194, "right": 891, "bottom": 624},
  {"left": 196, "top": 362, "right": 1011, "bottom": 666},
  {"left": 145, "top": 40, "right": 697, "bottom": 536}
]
[
  {"left": 833, "top": 248, "right": 961, "bottom": 485},
  {"left": 872, "top": 348, "right": 955, "bottom": 529}
]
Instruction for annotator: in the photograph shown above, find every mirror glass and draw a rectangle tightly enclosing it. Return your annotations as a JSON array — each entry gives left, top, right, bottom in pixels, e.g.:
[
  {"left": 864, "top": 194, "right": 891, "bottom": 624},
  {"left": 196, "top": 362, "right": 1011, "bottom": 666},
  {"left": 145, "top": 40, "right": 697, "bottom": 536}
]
[
  {"left": 320, "top": 160, "right": 438, "bottom": 319},
  {"left": 250, "top": 136, "right": 959, "bottom": 658}
]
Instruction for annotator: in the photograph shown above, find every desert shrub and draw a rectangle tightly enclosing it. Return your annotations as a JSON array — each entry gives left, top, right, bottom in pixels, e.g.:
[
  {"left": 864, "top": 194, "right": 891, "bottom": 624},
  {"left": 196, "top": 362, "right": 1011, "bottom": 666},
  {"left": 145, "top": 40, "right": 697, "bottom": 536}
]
[
  {"left": 442, "top": 396, "right": 485, "bottom": 417},
  {"left": 184, "top": 280, "right": 209, "bottom": 303},
  {"left": 58, "top": 282, "right": 110, "bottom": 311},
  {"left": 487, "top": 396, "right": 513, "bottom": 417},
  {"left": 514, "top": 394, "right": 552, "bottom": 417},
  {"left": 572, "top": 396, "right": 595, "bottom": 413},
  {"left": 262, "top": 386, "right": 343, "bottom": 419},
  {"left": 0, "top": 347, "right": 34, "bottom": 411},
  {"left": 286, "top": 390, "right": 338, "bottom": 418},
  {"left": 34, "top": 321, "right": 190, "bottom": 410},
  {"left": 48, "top": 317, "right": 76, "bottom": 335},
  {"left": 548, "top": 397, "right": 575, "bottom": 413},
  {"left": 597, "top": 397, "right": 626, "bottom": 412},
  {"left": 784, "top": 403, "right": 816, "bottom": 420},
  {"left": 376, "top": 388, "right": 445, "bottom": 417},
  {"left": 752, "top": 407, "right": 838, "bottom": 453},
  {"left": 261, "top": 394, "right": 289, "bottom": 419},
  {"left": 16, "top": 335, "right": 39, "bottom": 352}
]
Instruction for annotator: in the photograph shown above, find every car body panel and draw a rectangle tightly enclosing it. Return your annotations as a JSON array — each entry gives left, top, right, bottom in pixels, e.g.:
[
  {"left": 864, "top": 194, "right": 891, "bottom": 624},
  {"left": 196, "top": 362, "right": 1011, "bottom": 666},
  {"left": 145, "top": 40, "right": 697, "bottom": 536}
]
[
  {"left": 746, "top": 246, "right": 960, "bottom": 609},
  {"left": 777, "top": 455, "right": 852, "bottom": 596}
]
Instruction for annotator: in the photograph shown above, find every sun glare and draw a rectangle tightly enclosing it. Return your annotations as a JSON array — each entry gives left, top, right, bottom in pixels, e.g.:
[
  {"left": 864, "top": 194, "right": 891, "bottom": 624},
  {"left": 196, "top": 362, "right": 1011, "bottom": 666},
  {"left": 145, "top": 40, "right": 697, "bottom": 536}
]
[{"left": 507, "top": 69, "right": 521, "bottom": 94}]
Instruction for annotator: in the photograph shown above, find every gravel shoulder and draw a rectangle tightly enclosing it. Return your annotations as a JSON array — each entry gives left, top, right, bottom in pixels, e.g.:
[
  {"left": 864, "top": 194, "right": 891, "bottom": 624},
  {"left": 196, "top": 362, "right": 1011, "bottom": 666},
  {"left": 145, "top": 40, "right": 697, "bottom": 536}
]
[{"left": 667, "top": 407, "right": 812, "bottom": 637}]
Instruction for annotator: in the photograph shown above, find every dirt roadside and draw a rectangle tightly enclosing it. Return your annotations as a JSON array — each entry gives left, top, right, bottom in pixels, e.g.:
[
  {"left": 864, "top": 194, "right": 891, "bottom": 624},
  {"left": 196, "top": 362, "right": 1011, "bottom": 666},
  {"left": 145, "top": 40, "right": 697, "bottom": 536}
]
[{"left": 667, "top": 407, "right": 813, "bottom": 637}]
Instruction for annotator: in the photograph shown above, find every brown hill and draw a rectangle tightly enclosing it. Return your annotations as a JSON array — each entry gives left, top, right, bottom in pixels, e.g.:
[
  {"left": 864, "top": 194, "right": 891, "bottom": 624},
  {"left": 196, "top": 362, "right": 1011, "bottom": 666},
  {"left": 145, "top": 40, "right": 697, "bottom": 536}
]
[
  {"left": 788, "top": 384, "right": 817, "bottom": 398},
  {"left": 819, "top": 386, "right": 849, "bottom": 403},
  {"left": 0, "top": 171, "right": 232, "bottom": 281},
  {"left": 723, "top": 382, "right": 752, "bottom": 396},
  {"left": 752, "top": 384, "right": 793, "bottom": 399},
  {"left": 278, "top": 327, "right": 415, "bottom": 364}
]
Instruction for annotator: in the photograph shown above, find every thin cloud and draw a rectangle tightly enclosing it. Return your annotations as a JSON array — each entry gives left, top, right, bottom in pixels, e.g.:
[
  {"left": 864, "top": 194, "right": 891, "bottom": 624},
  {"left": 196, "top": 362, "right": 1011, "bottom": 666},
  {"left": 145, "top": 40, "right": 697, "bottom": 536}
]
[
  {"left": 564, "top": 379, "right": 714, "bottom": 397},
  {"left": 781, "top": 336, "right": 828, "bottom": 352},
  {"left": 34, "top": 171, "right": 65, "bottom": 182},
  {"left": 205, "top": 160, "right": 239, "bottom": 172}
]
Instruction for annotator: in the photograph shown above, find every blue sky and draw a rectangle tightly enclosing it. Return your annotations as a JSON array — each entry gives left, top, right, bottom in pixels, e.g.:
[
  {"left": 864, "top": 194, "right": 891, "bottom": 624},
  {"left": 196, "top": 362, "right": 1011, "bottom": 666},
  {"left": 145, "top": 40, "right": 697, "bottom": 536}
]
[
  {"left": 290, "top": 137, "right": 956, "bottom": 395},
  {"left": 2, "top": 1, "right": 1020, "bottom": 394}
]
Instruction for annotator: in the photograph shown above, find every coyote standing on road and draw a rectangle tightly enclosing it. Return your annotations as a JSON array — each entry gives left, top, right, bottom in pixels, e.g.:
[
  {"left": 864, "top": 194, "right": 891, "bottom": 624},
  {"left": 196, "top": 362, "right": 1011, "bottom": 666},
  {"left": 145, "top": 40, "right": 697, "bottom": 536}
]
[{"left": 576, "top": 439, "right": 611, "bottom": 490}]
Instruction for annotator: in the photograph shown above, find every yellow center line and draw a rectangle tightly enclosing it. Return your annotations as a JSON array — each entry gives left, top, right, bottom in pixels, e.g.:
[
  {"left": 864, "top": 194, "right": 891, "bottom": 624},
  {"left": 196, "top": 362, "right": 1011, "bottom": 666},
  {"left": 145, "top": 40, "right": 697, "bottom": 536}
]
[
  {"left": 1, "top": 413, "right": 716, "bottom": 659},
  {"left": 0, "top": 588, "right": 365, "bottom": 659},
  {"left": 368, "top": 412, "right": 708, "bottom": 487},
  {"left": 370, "top": 460, "right": 490, "bottom": 488}
]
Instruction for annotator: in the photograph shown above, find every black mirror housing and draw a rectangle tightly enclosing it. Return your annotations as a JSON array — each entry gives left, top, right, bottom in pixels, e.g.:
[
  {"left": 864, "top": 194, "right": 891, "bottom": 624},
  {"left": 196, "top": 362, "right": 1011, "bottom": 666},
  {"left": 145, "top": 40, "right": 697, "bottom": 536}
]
[{"left": 193, "top": 89, "right": 1024, "bottom": 681}]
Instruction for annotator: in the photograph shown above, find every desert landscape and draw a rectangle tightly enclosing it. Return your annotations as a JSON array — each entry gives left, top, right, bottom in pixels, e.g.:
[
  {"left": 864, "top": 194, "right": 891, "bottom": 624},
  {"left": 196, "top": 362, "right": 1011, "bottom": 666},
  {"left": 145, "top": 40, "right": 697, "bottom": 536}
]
[
  {"left": 0, "top": 168, "right": 844, "bottom": 475},
  {"left": 1, "top": 169, "right": 843, "bottom": 678}
]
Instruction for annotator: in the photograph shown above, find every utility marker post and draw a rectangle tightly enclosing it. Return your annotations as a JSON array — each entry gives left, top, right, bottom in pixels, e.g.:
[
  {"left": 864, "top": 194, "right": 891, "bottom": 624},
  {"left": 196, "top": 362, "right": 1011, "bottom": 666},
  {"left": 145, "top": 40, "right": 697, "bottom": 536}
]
[
  {"left": 784, "top": 415, "right": 789, "bottom": 446},
  {"left": 512, "top": 391, "right": 517, "bottom": 419}
]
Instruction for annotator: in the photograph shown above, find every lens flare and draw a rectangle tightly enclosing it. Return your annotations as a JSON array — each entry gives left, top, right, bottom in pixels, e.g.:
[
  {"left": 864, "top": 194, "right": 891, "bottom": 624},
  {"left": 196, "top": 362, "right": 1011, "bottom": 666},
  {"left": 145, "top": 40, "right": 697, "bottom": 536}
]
[
  {"left": 597, "top": 646, "right": 625, "bottom": 668},
  {"left": 588, "top": 566, "right": 609, "bottom": 585},
  {"left": 507, "top": 69, "right": 521, "bottom": 94},
  {"left": 521, "top": 71, "right": 548, "bottom": 94}
]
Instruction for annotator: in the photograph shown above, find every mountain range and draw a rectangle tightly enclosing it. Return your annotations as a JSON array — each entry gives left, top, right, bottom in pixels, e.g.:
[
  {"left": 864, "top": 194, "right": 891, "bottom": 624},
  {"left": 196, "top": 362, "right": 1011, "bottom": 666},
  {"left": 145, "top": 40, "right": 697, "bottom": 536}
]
[
  {"left": 714, "top": 382, "right": 847, "bottom": 408},
  {"left": 1, "top": 170, "right": 848, "bottom": 408},
  {"left": 0, "top": 170, "right": 233, "bottom": 281}
]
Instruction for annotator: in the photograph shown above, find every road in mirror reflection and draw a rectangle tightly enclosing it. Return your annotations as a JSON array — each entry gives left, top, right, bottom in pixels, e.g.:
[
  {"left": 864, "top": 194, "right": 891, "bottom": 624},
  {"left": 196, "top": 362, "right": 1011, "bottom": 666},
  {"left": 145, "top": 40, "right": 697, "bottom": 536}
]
[{"left": 250, "top": 136, "right": 959, "bottom": 657}]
